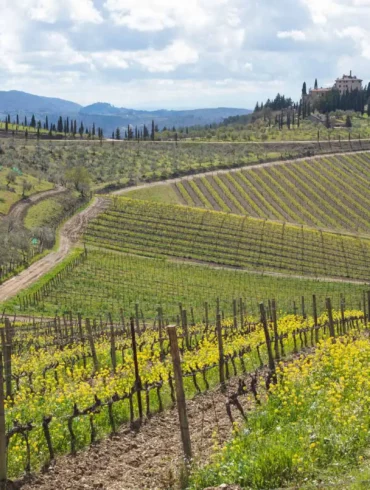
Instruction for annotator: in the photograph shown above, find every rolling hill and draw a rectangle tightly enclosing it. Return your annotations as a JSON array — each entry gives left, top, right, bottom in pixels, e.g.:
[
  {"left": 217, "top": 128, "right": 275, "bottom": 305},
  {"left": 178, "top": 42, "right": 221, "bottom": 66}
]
[{"left": 0, "top": 90, "right": 251, "bottom": 134}]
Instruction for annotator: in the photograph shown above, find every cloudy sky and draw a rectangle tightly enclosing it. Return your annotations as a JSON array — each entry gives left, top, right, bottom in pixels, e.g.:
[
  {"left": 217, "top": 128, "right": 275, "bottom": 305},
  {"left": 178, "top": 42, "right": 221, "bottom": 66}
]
[{"left": 0, "top": 0, "right": 369, "bottom": 109}]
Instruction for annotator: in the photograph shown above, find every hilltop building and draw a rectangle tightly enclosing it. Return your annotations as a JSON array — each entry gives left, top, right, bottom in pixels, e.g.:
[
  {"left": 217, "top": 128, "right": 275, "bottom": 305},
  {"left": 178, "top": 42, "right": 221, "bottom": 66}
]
[
  {"left": 334, "top": 71, "right": 362, "bottom": 95},
  {"left": 305, "top": 72, "right": 363, "bottom": 106},
  {"left": 306, "top": 87, "right": 332, "bottom": 105}
]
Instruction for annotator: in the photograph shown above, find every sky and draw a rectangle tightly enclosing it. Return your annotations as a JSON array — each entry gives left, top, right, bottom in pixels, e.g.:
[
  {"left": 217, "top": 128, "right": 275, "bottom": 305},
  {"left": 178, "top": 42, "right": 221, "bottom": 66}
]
[{"left": 0, "top": 0, "right": 369, "bottom": 110}]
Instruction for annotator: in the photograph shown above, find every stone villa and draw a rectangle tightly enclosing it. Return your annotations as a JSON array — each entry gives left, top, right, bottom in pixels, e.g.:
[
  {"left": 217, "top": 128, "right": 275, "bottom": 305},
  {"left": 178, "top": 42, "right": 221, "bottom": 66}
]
[
  {"left": 305, "top": 72, "right": 363, "bottom": 105},
  {"left": 334, "top": 72, "right": 362, "bottom": 95}
]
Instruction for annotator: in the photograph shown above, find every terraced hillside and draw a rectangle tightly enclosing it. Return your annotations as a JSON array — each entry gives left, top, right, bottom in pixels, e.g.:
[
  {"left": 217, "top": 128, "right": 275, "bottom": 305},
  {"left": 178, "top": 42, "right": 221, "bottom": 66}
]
[
  {"left": 85, "top": 197, "right": 370, "bottom": 281},
  {"left": 169, "top": 153, "right": 370, "bottom": 234}
]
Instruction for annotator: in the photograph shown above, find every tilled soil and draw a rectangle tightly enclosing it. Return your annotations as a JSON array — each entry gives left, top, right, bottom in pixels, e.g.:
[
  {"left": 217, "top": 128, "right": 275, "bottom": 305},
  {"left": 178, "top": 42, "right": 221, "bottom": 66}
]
[{"left": 18, "top": 378, "right": 254, "bottom": 490}]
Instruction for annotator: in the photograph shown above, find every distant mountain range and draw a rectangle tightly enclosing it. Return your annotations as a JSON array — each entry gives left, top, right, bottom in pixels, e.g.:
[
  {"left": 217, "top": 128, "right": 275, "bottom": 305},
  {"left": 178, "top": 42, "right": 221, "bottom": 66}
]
[{"left": 0, "top": 91, "right": 251, "bottom": 134}]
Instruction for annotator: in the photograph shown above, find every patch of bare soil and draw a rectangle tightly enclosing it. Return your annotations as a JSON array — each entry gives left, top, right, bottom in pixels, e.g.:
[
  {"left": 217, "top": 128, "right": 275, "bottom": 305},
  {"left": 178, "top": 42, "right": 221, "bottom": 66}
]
[{"left": 17, "top": 377, "right": 254, "bottom": 490}]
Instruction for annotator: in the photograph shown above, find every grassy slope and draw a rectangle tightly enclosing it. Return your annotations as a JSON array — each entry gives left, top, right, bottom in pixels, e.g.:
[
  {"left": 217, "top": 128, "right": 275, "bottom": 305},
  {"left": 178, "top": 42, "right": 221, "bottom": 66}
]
[
  {"left": 24, "top": 197, "right": 63, "bottom": 229},
  {"left": 189, "top": 332, "right": 370, "bottom": 490},
  {"left": 0, "top": 167, "right": 53, "bottom": 215}
]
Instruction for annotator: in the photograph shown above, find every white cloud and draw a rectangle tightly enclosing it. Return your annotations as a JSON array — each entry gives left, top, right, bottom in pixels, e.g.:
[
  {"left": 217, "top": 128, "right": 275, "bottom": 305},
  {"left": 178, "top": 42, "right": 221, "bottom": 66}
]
[
  {"left": 277, "top": 30, "right": 307, "bottom": 41},
  {"left": 300, "top": 0, "right": 343, "bottom": 24},
  {"left": 336, "top": 26, "right": 370, "bottom": 59},
  {"left": 36, "top": 33, "right": 92, "bottom": 66},
  {"left": 92, "top": 40, "right": 199, "bottom": 72},
  {"left": 29, "top": 0, "right": 103, "bottom": 24},
  {"left": 104, "top": 0, "right": 223, "bottom": 32},
  {"left": 2, "top": 0, "right": 370, "bottom": 110}
]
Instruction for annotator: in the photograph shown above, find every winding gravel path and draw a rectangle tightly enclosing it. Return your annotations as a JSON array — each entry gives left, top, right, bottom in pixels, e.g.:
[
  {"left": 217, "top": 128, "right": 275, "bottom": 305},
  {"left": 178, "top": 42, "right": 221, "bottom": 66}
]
[
  {"left": 0, "top": 197, "right": 110, "bottom": 303},
  {"left": 1, "top": 186, "right": 67, "bottom": 222}
]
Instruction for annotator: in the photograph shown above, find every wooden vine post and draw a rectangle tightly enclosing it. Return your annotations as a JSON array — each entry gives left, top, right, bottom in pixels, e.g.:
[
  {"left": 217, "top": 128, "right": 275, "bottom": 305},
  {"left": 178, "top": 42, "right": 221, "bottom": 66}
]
[
  {"left": 204, "top": 302, "right": 209, "bottom": 330},
  {"left": 340, "top": 297, "right": 346, "bottom": 335},
  {"left": 367, "top": 291, "right": 370, "bottom": 327},
  {"left": 326, "top": 298, "right": 335, "bottom": 338},
  {"left": 130, "top": 317, "right": 143, "bottom": 420},
  {"left": 312, "top": 294, "right": 319, "bottom": 343},
  {"left": 260, "top": 303, "right": 275, "bottom": 374},
  {"left": 167, "top": 326, "right": 192, "bottom": 464},
  {"left": 239, "top": 298, "right": 244, "bottom": 329},
  {"left": 1, "top": 319, "right": 12, "bottom": 399},
  {"left": 182, "top": 309, "right": 190, "bottom": 350},
  {"left": 216, "top": 313, "right": 226, "bottom": 392},
  {"left": 233, "top": 299, "right": 238, "bottom": 330},
  {"left": 301, "top": 296, "right": 306, "bottom": 319},
  {"left": 108, "top": 313, "right": 117, "bottom": 372},
  {"left": 271, "top": 299, "right": 280, "bottom": 361},
  {"left": 157, "top": 306, "right": 164, "bottom": 360},
  {"left": 85, "top": 319, "right": 99, "bottom": 372},
  {"left": 0, "top": 353, "right": 6, "bottom": 489}
]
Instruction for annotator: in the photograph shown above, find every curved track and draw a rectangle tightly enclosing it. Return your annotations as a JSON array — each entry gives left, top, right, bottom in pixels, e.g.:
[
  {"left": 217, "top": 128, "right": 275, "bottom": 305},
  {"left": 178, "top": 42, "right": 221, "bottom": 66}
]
[{"left": 0, "top": 197, "right": 110, "bottom": 302}]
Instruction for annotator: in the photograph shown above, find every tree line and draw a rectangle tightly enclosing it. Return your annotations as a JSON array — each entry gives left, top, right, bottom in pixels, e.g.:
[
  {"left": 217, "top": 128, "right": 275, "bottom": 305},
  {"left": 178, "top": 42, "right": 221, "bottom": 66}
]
[
  {"left": 2, "top": 114, "right": 104, "bottom": 140},
  {"left": 301, "top": 79, "right": 370, "bottom": 114}
]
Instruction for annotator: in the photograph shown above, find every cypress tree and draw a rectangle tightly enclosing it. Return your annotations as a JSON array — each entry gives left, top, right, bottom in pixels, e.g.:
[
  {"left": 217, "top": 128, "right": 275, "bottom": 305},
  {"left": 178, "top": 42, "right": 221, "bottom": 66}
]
[
  {"left": 302, "top": 82, "right": 307, "bottom": 96},
  {"left": 57, "top": 116, "right": 63, "bottom": 133},
  {"left": 314, "top": 78, "right": 318, "bottom": 89},
  {"left": 345, "top": 115, "right": 352, "bottom": 127}
]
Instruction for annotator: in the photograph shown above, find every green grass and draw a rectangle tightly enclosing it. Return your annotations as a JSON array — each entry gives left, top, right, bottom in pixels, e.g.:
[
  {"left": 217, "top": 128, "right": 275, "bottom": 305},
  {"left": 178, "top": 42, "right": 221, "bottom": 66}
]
[
  {"left": 188, "top": 333, "right": 370, "bottom": 490},
  {"left": 124, "top": 183, "right": 182, "bottom": 204},
  {"left": 0, "top": 167, "right": 53, "bottom": 215},
  {"left": 24, "top": 197, "right": 63, "bottom": 229},
  {"left": 2, "top": 248, "right": 367, "bottom": 321}
]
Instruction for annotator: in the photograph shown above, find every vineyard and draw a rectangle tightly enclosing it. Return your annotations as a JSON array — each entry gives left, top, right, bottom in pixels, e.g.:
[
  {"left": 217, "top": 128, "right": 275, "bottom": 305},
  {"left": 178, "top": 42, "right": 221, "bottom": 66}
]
[
  {"left": 1, "top": 133, "right": 370, "bottom": 488},
  {"left": 0, "top": 297, "right": 365, "bottom": 483},
  {"left": 142, "top": 152, "right": 370, "bottom": 234},
  {"left": 84, "top": 197, "right": 370, "bottom": 281},
  {"left": 2, "top": 249, "right": 368, "bottom": 320}
]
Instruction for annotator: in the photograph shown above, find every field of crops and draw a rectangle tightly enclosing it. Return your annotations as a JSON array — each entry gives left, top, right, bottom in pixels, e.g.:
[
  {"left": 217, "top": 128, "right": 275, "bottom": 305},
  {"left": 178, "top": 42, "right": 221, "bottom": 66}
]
[
  {"left": 168, "top": 153, "right": 370, "bottom": 234},
  {"left": 0, "top": 305, "right": 364, "bottom": 479},
  {"left": 84, "top": 197, "right": 370, "bottom": 281},
  {"left": 3, "top": 249, "right": 368, "bottom": 320}
]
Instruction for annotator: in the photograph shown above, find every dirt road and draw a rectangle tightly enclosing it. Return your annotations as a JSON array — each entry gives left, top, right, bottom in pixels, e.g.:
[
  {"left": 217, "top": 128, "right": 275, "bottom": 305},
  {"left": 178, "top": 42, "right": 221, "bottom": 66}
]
[
  {"left": 3, "top": 186, "right": 67, "bottom": 222},
  {"left": 0, "top": 197, "right": 110, "bottom": 303}
]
